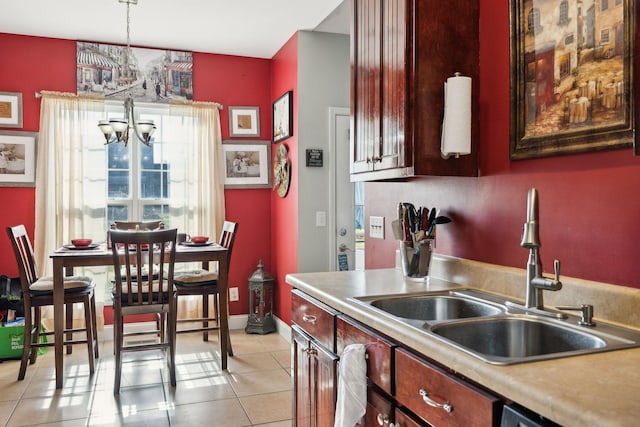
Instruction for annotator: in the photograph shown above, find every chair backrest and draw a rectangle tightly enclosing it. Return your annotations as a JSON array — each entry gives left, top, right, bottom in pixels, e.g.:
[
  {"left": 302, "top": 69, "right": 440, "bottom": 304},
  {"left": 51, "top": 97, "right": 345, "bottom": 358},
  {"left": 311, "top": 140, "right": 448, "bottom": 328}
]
[
  {"left": 109, "top": 228, "right": 177, "bottom": 307},
  {"left": 6, "top": 225, "right": 39, "bottom": 294},
  {"left": 219, "top": 221, "right": 238, "bottom": 265},
  {"left": 111, "top": 220, "right": 164, "bottom": 231}
]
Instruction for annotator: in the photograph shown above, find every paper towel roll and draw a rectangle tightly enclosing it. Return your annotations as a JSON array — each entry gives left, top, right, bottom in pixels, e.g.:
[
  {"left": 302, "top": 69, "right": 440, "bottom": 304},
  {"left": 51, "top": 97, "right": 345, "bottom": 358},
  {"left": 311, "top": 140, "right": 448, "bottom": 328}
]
[{"left": 441, "top": 74, "right": 472, "bottom": 158}]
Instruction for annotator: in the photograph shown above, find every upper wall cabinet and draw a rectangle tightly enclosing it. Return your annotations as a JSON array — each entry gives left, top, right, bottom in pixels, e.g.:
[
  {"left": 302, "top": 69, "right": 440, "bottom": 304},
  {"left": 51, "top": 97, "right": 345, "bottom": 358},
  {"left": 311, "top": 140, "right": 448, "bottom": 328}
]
[{"left": 350, "top": 0, "right": 479, "bottom": 181}]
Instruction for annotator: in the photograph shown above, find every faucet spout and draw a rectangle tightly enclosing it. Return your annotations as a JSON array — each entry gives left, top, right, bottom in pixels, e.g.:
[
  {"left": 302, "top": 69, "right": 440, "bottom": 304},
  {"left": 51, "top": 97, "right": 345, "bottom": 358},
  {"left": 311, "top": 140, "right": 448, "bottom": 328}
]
[{"left": 520, "top": 188, "right": 562, "bottom": 309}]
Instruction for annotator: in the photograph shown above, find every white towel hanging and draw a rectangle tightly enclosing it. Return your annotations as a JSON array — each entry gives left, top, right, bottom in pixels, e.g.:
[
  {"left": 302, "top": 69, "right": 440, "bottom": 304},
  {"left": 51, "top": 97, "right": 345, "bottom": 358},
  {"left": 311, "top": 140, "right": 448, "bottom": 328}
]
[{"left": 334, "top": 344, "right": 367, "bottom": 427}]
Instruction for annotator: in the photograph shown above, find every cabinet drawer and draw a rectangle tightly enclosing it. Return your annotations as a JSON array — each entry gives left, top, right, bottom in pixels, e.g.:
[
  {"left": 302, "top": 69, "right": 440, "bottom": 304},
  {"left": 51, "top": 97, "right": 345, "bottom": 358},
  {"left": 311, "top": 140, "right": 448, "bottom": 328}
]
[
  {"left": 291, "top": 290, "right": 337, "bottom": 352},
  {"left": 394, "top": 407, "right": 425, "bottom": 427},
  {"left": 395, "top": 349, "right": 500, "bottom": 427},
  {"left": 337, "top": 315, "right": 395, "bottom": 395}
]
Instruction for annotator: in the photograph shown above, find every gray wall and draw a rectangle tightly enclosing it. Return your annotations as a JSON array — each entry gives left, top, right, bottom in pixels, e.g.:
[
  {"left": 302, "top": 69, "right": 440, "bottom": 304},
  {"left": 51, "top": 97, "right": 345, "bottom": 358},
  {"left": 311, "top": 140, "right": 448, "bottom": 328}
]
[{"left": 296, "top": 31, "right": 350, "bottom": 273}]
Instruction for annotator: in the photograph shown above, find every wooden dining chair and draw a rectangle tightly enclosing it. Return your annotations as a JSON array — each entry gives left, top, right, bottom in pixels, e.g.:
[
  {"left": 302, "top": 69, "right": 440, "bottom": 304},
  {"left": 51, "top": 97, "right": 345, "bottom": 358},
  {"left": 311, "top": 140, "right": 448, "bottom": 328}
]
[
  {"left": 109, "top": 228, "right": 178, "bottom": 394},
  {"left": 174, "top": 221, "right": 237, "bottom": 354},
  {"left": 111, "top": 220, "right": 164, "bottom": 231},
  {"left": 6, "top": 224, "right": 98, "bottom": 380}
]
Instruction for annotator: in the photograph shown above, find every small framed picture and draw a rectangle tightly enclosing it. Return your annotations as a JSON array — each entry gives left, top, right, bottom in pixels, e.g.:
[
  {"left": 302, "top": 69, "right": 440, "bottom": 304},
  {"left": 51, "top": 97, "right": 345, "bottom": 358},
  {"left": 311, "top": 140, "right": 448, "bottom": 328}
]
[
  {"left": 229, "top": 106, "right": 260, "bottom": 137},
  {"left": 273, "top": 91, "right": 293, "bottom": 143},
  {"left": 0, "top": 92, "right": 23, "bottom": 128},
  {"left": 0, "top": 131, "right": 38, "bottom": 187},
  {"left": 222, "top": 140, "right": 271, "bottom": 189}
]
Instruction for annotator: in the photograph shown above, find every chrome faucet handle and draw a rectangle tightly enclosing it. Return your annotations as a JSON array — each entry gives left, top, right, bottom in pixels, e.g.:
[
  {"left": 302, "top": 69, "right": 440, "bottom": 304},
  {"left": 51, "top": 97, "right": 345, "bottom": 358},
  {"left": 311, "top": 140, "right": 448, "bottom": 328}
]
[
  {"left": 553, "top": 259, "right": 560, "bottom": 282},
  {"left": 557, "top": 304, "right": 596, "bottom": 327}
]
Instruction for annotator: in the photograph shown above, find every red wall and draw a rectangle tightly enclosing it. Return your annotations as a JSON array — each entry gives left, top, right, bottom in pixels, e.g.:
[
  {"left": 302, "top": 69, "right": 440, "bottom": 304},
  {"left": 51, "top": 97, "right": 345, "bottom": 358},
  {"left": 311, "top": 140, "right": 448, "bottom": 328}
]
[
  {"left": 365, "top": 0, "right": 640, "bottom": 289},
  {"left": 0, "top": 33, "right": 273, "bottom": 316},
  {"left": 269, "top": 34, "right": 299, "bottom": 325}
]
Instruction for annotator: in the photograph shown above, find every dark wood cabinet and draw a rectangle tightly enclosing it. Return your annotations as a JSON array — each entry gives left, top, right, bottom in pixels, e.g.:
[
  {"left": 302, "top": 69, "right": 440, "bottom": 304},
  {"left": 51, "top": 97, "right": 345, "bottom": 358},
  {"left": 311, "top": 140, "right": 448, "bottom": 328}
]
[
  {"left": 350, "top": 0, "right": 480, "bottom": 181},
  {"left": 292, "top": 291, "right": 338, "bottom": 427},
  {"left": 293, "top": 290, "right": 501, "bottom": 427}
]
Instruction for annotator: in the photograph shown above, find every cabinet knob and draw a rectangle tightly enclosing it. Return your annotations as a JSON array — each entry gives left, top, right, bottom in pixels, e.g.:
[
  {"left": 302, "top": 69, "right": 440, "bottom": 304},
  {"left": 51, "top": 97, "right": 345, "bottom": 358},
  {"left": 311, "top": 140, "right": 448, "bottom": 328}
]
[
  {"left": 419, "top": 388, "right": 453, "bottom": 413},
  {"left": 376, "top": 413, "right": 394, "bottom": 426},
  {"left": 302, "top": 314, "right": 317, "bottom": 324},
  {"left": 305, "top": 347, "right": 318, "bottom": 356}
]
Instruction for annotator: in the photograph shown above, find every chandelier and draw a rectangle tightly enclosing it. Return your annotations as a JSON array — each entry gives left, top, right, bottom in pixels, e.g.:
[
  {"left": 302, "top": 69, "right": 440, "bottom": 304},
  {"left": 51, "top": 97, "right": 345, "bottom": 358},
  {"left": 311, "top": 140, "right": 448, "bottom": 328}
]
[{"left": 98, "top": 0, "right": 155, "bottom": 146}]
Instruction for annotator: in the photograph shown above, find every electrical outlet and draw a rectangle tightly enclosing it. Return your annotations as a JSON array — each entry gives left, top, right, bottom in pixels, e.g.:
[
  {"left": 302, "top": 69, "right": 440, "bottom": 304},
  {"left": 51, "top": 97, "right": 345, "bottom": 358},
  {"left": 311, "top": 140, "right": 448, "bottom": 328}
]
[
  {"left": 229, "top": 287, "right": 239, "bottom": 302},
  {"left": 370, "top": 216, "right": 385, "bottom": 239}
]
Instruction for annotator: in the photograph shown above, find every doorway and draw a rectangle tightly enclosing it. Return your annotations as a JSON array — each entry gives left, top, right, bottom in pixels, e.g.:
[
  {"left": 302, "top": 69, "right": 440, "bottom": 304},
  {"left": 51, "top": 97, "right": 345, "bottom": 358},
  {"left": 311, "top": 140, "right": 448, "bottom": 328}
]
[{"left": 328, "top": 107, "right": 363, "bottom": 271}]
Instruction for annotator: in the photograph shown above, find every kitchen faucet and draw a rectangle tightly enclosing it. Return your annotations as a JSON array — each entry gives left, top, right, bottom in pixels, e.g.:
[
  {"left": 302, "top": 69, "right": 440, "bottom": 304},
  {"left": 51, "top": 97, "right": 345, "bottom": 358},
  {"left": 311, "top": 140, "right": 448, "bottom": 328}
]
[{"left": 520, "top": 188, "right": 562, "bottom": 310}]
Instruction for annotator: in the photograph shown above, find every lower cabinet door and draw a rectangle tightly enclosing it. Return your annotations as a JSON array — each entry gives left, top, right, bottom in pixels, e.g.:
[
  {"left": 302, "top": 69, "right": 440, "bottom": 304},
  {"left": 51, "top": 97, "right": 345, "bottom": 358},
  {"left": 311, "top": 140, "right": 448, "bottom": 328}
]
[
  {"left": 312, "top": 340, "right": 338, "bottom": 427},
  {"left": 293, "top": 326, "right": 312, "bottom": 426},
  {"left": 293, "top": 325, "right": 338, "bottom": 427},
  {"left": 359, "top": 386, "right": 394, "bottom": 427}
]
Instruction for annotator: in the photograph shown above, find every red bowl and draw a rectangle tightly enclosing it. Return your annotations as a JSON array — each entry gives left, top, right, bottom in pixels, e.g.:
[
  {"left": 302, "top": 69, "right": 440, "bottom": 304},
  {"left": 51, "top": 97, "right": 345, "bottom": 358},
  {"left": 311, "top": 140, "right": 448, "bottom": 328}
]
[
  {"left": 71, "top": 238, "right": 92, "bottom": 247},
  {"left": 190, "top": 236, "right": 208, "bottom": 244}
]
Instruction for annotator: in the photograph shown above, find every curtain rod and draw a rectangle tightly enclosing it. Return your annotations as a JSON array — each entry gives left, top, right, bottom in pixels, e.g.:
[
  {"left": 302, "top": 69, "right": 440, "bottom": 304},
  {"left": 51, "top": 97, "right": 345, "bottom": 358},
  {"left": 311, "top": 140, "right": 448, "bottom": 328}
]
[{"left": 34, "top": 91, "right": 223, "bottom": 109}]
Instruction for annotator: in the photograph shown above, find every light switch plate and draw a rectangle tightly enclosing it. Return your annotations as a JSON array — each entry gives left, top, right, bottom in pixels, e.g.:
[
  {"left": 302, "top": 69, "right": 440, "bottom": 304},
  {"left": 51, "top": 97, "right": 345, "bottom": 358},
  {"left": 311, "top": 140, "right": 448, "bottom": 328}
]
[
  {"left": 229, "top": 287, "right": 239, "bottom": 302},
  {"left": 370, "top": 216, "right": 385, "bottom": 239}
]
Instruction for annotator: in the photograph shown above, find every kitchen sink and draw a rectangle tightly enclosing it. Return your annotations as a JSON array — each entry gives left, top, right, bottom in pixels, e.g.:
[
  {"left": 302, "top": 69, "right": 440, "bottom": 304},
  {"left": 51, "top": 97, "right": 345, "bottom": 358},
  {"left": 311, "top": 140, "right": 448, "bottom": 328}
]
[
  {"left": 354, "top": 289, "right": 506, "bottom": 322},
  {"left": 352, "top": 289, "right": 640, "bottom": 364}
]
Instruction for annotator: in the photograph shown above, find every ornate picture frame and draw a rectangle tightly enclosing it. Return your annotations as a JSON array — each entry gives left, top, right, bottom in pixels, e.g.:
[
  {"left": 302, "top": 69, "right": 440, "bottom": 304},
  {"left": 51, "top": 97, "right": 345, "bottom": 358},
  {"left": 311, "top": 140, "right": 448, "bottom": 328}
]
[
  {"left": 510, "top": 0, "right": 637, "bottom": 160},
  {"left": 222, "top": 140, "right": 271, "bottom": 189},
  {"left": 272, "top": 90, "right": 293, "bottom": 143}
]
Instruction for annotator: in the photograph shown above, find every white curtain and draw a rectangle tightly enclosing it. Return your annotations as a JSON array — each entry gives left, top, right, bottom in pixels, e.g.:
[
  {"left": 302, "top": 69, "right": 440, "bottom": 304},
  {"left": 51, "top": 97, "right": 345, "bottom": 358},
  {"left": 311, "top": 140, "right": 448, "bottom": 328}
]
[{"left": 34, "top": 91, "right": 226, "bottom": 327}]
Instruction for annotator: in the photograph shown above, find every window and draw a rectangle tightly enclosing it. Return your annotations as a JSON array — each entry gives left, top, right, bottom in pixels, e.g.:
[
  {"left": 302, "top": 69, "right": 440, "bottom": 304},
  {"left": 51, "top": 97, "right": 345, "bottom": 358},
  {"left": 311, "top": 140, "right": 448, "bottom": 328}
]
[
  {"left": 106, "top": 114, "right": 170, "bottom": 227},
  {"left": 559, "top": 53, "right": 571, "bottom": 79},
  {"left": 527, "top": 8, "right": 543, "bottom": 35},
  {"left": 601, "top": 28, "right": 610, "bottom": 44},
  {"left": 601, "top": 0, "right": 609, "bottom": 11},
  {"left": 558, "top": 1, "right": 569, "bottom": 24}
]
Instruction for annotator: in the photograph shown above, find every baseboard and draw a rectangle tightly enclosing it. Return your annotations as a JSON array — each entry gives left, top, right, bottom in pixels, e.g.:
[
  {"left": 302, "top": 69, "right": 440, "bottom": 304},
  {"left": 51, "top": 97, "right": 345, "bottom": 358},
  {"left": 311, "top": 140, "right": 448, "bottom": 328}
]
[{"left": 99, "top": 314, "right": 292, "bottom": 343}]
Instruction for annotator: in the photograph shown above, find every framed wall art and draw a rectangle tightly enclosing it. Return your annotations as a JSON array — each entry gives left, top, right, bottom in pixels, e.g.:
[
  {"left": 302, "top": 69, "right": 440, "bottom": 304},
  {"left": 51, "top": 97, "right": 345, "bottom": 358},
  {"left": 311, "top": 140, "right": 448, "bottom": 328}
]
[
  {"left": 509, "top": 0, "right": 637, "bottom": 160},
  {"left": 0, "top": 92, "right": 23, "bottom": 128},
  {"left": 229, "top": 106, "right": 260, "bottom": 137},
  {"left": 76, "top": 42, "right": 193, "bottom": 104},
  {"left": 273, "top": 90, "right": 293, "bottom": 143},
  {"left": 0, "top": 131, "right": 37, "bottom": 187},
  {"left": 222, "top": 140, "right": 271, "bottom": 189}
]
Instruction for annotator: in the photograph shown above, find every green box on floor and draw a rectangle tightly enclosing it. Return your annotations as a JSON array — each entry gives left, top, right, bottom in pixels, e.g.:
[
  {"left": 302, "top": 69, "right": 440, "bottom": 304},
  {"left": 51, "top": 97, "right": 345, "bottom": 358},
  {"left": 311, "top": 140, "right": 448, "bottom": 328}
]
[{"left": 0, "top": 325, "right": 47, "bottom": 359}]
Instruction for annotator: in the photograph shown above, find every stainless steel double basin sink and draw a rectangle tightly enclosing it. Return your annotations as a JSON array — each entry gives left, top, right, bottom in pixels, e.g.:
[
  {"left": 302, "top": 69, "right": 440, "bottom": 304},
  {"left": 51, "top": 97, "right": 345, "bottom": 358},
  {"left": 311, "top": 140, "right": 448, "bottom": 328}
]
[{"left": 353, "top": 289, "right": 640, "bottom": 364}]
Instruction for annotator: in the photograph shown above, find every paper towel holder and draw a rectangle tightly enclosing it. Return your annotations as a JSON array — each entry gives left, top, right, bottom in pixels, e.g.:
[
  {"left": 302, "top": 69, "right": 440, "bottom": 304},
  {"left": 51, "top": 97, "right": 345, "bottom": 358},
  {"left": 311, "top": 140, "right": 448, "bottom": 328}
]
[{"left": 441, "top": 72, "right": 472, "bottom": 160}]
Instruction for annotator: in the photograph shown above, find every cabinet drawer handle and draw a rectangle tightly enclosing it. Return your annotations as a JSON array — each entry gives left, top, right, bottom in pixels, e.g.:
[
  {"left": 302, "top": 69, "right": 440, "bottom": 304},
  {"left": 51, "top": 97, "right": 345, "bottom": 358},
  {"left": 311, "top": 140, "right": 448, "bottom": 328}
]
[
  {"left": 302, "top": 314, "right": 317, "bottom": 324},
  {"left": 376, "top": 413, "right": 395, "bottom": 426},
  {"left": 419, "top": 388, "right": 453, "bottom": 413}
]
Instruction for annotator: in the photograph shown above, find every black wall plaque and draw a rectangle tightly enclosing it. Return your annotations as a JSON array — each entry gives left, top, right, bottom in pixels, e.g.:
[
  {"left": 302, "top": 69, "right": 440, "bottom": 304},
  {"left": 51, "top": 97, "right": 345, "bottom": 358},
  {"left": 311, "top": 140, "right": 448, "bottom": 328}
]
[{"left": 305, "top": 149, "right": 323, "bottom": 167}]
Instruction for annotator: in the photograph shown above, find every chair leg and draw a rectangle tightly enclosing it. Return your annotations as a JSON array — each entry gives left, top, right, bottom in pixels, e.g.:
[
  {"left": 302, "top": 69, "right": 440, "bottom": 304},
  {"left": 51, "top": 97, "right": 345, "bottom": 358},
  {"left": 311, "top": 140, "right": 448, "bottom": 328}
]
[
  {"left": 18, "top": 306, "right": 33, "bottom": 380},
  {"left": 90, "top": 294, "right": 99, "bottom": 359},
  {"left": 83, "top": 297, "right": 95, "bottom": 375},
  {"left": 202, "top": 293, "right": 209, "bottom": 342},
  {"left": 168, "top": 306, "right": 177, "bottom": 387},
  {"left": 30, "top": 307, "right": 41, "bottom": 365},
  {"left": 215, "top": 294, "right": 233, "bottom": 357},
  {"left": 65, "top": 302, "right": 73, "bottom": 355},
  {"left": 114, "top": 311, "right": 122, "bottom": 394}
]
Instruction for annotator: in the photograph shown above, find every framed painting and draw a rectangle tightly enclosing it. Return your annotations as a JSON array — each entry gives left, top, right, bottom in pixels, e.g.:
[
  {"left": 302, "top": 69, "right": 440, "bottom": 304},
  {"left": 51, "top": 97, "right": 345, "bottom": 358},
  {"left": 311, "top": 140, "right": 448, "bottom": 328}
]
[
  {"left": 0, "top": 131, "right": 37, "bottom": 187},
  {"left": 229, "top": 106, "right": 260, "bottom": 137},
  {"left": 222, "top": 140, "right": 271, "bottom": 189},
  {"left": 76, "top": 41, "right": 193, "bottom": 104},
  {"left": 510, "top": 0, "right": 637, "bottom": 160},
  {"left": 273, "top": 90, "right": 293, "bottom": 143},
  {"left": 0, "top": 92, "right": 23, "bottom": 128}
]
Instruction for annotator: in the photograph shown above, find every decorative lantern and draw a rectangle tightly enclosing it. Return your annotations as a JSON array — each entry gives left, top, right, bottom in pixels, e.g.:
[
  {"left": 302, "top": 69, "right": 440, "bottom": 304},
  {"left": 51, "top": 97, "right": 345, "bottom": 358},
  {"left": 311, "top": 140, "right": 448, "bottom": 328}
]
[{"left": 245, "top": 260, "right": 276, "bottom": 334}]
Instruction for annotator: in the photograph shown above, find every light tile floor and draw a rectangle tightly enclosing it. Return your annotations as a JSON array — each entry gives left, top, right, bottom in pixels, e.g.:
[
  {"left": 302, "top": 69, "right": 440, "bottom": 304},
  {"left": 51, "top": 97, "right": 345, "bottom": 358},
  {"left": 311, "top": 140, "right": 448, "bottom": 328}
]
[{"left": 0, "top": 330, "right": 293, "bottom": 426}]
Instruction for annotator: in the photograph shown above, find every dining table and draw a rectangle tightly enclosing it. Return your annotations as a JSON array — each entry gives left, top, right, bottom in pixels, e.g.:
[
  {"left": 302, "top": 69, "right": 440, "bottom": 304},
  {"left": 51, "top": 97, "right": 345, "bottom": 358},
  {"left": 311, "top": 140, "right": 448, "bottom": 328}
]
[{"left": 50, "top": 241, "right": 230, "bottom": 389}]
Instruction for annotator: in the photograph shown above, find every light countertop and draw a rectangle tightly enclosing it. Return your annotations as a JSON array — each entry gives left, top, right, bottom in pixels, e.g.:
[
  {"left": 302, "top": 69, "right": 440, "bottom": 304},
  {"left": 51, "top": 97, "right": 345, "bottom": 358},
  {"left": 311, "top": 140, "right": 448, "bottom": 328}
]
[{"left": 285, "top": 256, "right": 640, "bottom": 426}]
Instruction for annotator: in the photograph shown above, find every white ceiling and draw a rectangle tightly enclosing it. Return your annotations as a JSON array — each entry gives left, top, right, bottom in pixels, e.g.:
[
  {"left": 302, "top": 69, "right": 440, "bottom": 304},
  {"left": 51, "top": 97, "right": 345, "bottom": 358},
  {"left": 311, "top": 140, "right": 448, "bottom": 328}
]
[{"left": 0, "top": 0, "right": 350, "bottom": 59}]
